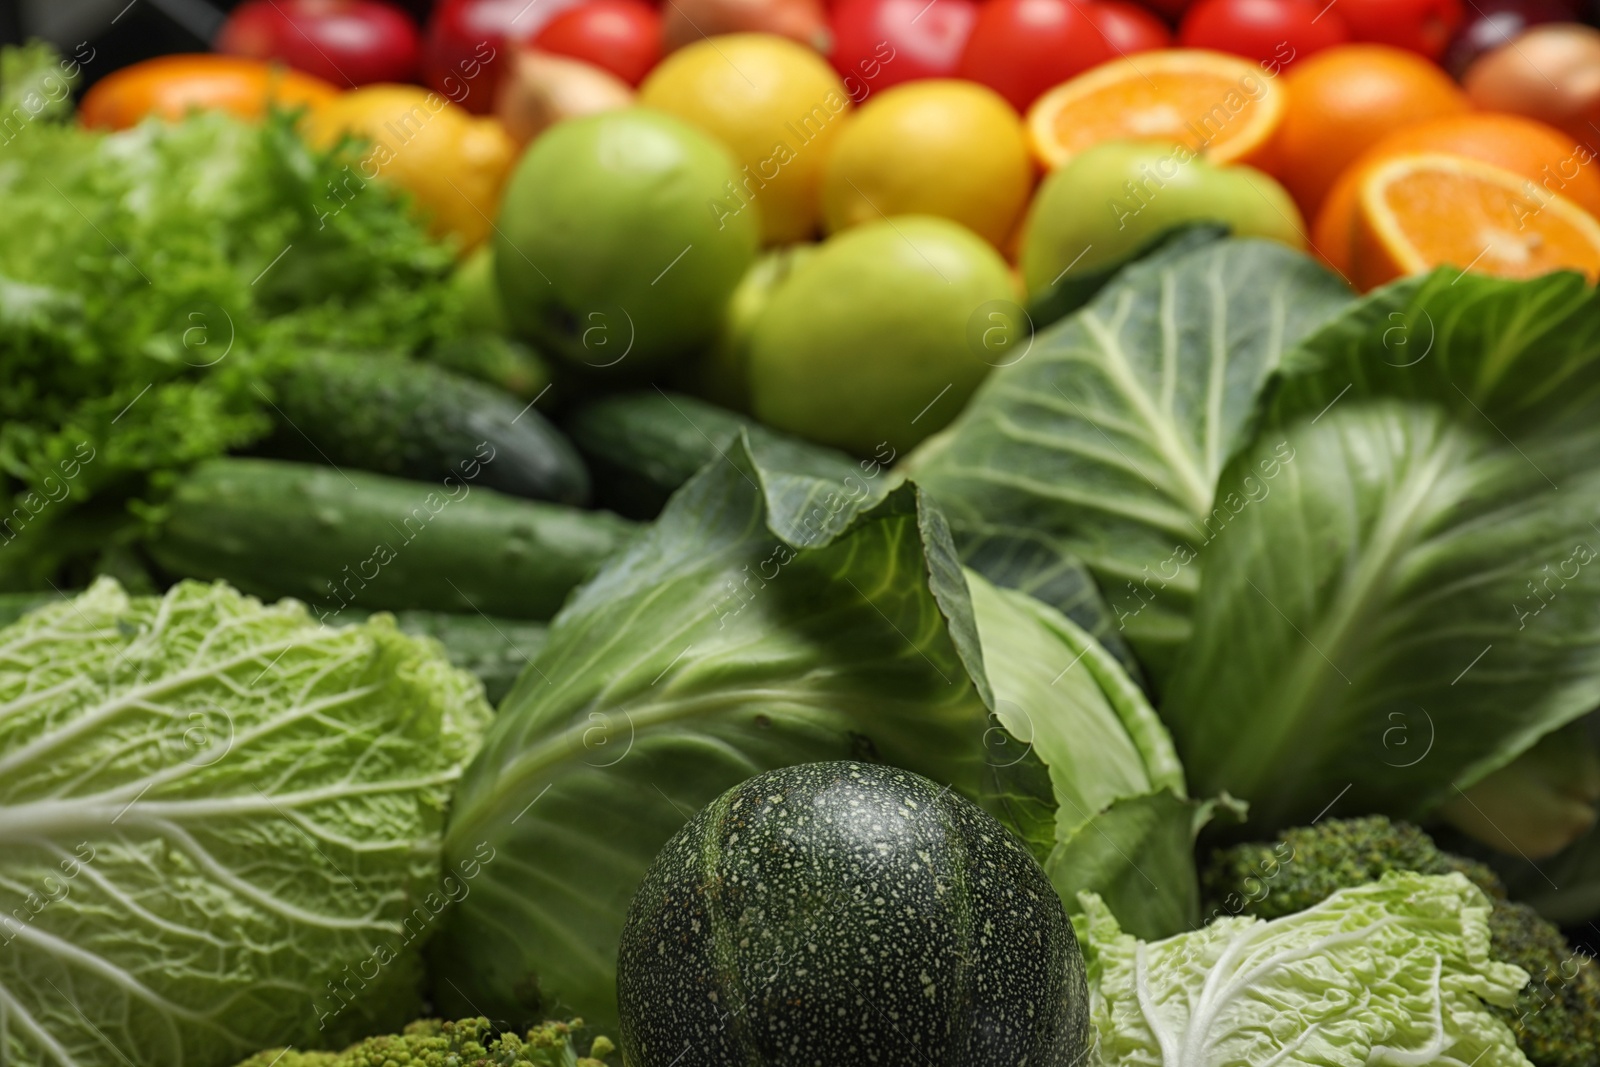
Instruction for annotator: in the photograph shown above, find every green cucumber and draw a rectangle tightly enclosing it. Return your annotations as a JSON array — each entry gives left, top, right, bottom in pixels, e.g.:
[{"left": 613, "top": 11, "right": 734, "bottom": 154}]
[
  {"left": 265, "top": 351, "right": 589, "bottom": 505},
  {"left": 342, "top": 609, "right": 546, "bottom": 705},
  {"left": 426, "top": 334, "right": 557, "bottom": 403},
  {"left": 564, "top": 390, "right": 853, "bottom": 518},
  {"left": 147, "top": 458, "right": 634, "bottom": 620},
  {"left": 390, "top": 611, "right": 544, "bottom": 706},
  {"left": 0, "top": 591, "right": 53, "bottom": 628},
  {"left": 617, "top": 761, "right": 1091, "bottom": 1067}
]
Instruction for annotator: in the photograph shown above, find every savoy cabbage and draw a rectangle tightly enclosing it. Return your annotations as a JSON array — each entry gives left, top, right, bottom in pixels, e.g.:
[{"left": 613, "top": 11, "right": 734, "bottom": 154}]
[{"left": 0, "top": 579, "right": 491, "bottom": 1067}]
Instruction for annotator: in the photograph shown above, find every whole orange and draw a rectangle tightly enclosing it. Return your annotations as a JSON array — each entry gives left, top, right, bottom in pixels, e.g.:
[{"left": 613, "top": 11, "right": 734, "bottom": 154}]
[
  {"left": 1273, "top": 45, "right": 1469, "bottom": 221},
  {"left": 1314, "top": 112, "right": 1600, "bottom": 277}
]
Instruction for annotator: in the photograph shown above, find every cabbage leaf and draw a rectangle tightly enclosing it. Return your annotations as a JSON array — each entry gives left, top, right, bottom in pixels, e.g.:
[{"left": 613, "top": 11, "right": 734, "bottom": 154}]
[
  {"left": 909, "top": 238, "right": 1353, "bottom": 685},
  {"left": 1159, "top": 402, "right": 1600, "bottom": 827},
  {"left": 1080, "top": 872, "right": 1533, "bottom": 1067},
  {"left": 0, "top": 580, "right": 492, "bottom": 1067},
  {"left": 1268, "top": 268, "right": 1600, "bottom": 436},
  {"left": 434, "top": 438, "right": 1206, "bottom": 1030}
]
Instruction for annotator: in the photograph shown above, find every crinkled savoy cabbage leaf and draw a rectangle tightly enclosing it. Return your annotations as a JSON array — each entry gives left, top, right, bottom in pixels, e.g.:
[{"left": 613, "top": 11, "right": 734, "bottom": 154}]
[
  {"left": 0, "top": 579, "right": 491, "bottom": 1067},
  {"left": 1080, "top": 872, "right": 1532, "bottom": 1067}
]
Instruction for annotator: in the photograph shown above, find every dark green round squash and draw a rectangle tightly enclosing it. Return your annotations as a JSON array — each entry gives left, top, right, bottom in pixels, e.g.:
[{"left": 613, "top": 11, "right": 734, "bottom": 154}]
[{"left": 616, "top": 761, "right": 1091, "bottom": 1067}]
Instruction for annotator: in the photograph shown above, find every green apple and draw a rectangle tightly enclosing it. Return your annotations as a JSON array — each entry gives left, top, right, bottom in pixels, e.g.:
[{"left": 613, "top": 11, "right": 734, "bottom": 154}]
[
  {"left": 1020, "top": 141, "right": 1307, "bottom": 298},
  {"left": 688, "top": 244, "right": 816, "bottom": 413},
  {"left": 495, "top": 109, "right": 760, "bottom": 372},
  {"left": 747, "top": 216, "right": 1021, "bottom": 456},
  {"left": 453, "top": 243, "right": 509, "bottom": 335}
]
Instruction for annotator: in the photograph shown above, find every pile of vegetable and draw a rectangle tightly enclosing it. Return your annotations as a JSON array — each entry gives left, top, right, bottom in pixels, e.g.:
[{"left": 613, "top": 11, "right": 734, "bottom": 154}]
[{"left": 8, "top": 8, "right": 1600, "bottom": 1064}]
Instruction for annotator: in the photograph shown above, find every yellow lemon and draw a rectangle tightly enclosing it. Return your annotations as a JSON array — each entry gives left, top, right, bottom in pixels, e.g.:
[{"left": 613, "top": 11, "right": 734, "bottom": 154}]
[
  {"left": 822, "top": 80, "right": 1034, "bottom": 250},
  {"left": 302, "top": 84, "right": 516, "bottom": 252},
  {"left": 638, "top": 34, "right": 850, "bottom": 244}
]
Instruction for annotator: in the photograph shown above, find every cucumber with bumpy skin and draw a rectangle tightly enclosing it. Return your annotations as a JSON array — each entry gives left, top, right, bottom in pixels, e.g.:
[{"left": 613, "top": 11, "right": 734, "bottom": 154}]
[
  {"left": 148, "top": 458, "right": 633, "bottom": 620},
  {"left": 342, "top": 608, "right": 546, "bottom": 705},
  {"left": 265, "top": 351, "right": 589, "bottom": 505},
  {"left": 0, "top": 591, "right": 53, "bottom": 628},
  {"left": 564, "top": 390, "right": 857, "bottom": 519}
]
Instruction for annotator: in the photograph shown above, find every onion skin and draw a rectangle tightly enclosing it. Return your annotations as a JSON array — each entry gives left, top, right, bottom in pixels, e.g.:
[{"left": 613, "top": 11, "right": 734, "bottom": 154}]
[
  {"left": 660, "top": 0, "right": 831, "bottom": 53},
  {"left": 1464, "top": 23, "right": 1600, "bottom": 147},
  {"left": 492, "top": 49, "right": 634, "bottom": 145}
]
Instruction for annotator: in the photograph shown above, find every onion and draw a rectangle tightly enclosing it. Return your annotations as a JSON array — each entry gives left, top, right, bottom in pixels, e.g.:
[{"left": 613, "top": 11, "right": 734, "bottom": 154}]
[
  {"left": 492, "top": 49, "right": 634, "bottom": 146},
  {"left": 1464, "top": 23, "right": 1600, "bottom": 147},
  {"left": 661, "top": 0, "right": 830, "bottom": 53}
]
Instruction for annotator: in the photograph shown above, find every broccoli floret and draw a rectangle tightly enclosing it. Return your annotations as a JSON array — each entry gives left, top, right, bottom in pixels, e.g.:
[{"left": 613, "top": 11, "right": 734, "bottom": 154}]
[
  {"left": 233, "top": 1018, "right": 616, "bottom": 1067},
  {"left": 1201, "top": 815, "right": 1503, "bottom": 920},
  {"left": 1493, "top": 900, "right": 1600, "bottom": 1067},
  {"left": 1203, "top": 816, "right": 1599, "bottom": 1067}
]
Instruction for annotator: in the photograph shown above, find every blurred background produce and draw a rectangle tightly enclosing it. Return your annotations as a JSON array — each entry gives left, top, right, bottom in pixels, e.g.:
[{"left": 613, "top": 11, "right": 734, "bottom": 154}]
[{"left": 11, "top": 0, "right": 1600, "bottom": 1062}]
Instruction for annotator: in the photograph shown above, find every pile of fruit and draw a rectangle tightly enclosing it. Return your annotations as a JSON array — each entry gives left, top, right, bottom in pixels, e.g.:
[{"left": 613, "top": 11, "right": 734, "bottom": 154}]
[{"left": 70, "top": 0, "right": 1600, "bottom": 452}]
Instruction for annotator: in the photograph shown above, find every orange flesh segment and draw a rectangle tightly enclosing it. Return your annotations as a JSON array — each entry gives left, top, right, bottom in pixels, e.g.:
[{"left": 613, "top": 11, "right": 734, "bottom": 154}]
[
  {"left": 1053, "top": 71, "right": 1264, "bottom": 155},
  {"left": 1028, "top": 51, "right": 1282, "bottom": 170},
  {"left": 1363, "top": 154, "right": 1600, "bottom": 280}
]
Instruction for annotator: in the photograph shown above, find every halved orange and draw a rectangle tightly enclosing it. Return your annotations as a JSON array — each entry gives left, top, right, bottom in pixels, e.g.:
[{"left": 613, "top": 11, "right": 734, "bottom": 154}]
[
  {"left": 1313, "top": 112, "right": 1600, "bottom": 278},
  {"left": 1352, "top": 153, "right": 1600, "bottom": 291},
  {"left": 1024, "top": 49, "right": 1285, "bottom": 172}
]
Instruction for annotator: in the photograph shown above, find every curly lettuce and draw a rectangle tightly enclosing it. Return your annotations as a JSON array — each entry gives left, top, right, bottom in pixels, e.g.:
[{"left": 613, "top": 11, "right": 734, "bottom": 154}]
[
  {"left": 0, "top": 579, "right": 492, "bottom": 1067},
  {"left": 1078, "top": 871, "right": 1533, "bottom": 1067},
  {"left": 0, "top": 62, "right": 464, "bottom": 586}
]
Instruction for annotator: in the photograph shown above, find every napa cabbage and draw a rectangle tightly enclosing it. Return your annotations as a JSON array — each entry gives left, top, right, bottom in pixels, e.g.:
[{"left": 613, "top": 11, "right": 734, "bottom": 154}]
[{"left": 0, "top": 579, "right": 491, "bottom": 1067}]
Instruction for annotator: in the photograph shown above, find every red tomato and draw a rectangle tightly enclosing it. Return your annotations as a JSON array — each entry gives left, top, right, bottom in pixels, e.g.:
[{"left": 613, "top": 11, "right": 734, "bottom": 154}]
[
  {"left": 1336, "top": 0, "right": 1464, "bottom": 59},
  {"left": 1086, "top": 1, "right": 1173, "bottom": 54},
  {"left": 422, "top": 0, "right": 585, "bottom": 113},
  {"left": 217, "top": 0, "right": 422, "bottom": 86},
  {"left": 1179, "top": 0, "right": 1350, "bottom": 70},
  {"left": 829, "top": 0, "right": 978, "bottom": 97},
  {"left": 1142, "top": 0, "right": 1196, "bottom": 15},
  {"left": 956, "top": 0, "right": 1114, "bottom": 113},
  {"left": 532, "top": 0, "right": 660, "bottom": 85}
]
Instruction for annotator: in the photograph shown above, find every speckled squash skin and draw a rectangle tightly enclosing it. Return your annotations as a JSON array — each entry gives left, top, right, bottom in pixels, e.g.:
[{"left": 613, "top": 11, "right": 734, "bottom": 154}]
[{"left": 617, "top": 761, "right": 1091, "bottom": 1066}]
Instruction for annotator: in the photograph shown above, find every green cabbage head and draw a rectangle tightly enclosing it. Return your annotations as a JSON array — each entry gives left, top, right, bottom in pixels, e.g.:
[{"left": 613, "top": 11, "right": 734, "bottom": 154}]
[{"left": 0, "top": 579, "right": 491, "bottom": 1067}]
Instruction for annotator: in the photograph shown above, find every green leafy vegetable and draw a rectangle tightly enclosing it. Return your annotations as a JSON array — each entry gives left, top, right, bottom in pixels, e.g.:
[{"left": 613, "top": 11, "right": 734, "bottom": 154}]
[
  {"left": 1079, "top": 872, "right": 1533, "bottom": 1067},
  {"left": 1267, "top": 268, "right": 1600, "bottom": 436},
  {"left": 233, "top": 1018, "right": 614, "bottom": 1067},
  {"left": 967, "top": 572, "right": 1217, "bottom": 939},
  {"left": 0, "top": 40, "right": 80, "bottom": 124},
  {"left": 1159, "top": 397, "right": 1600, "bottom": 827},
  {"left": 433, "top": 438, "right": 1205, "bottom": 1031},
  {"left": 0, "top": 93, "right": 464, "bottom": 586},
  {"left": 909, "top": 238, "right": 1353, "bottom": 684},
  {"left": 1203, "top": 817, "right": 1600, "bottom": 1067},
  {"left": 0, "top": 579, "right": 491, "bottom": 1067}
]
